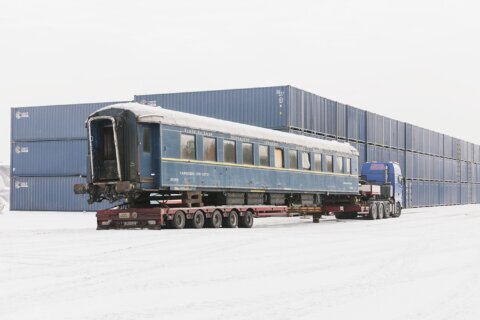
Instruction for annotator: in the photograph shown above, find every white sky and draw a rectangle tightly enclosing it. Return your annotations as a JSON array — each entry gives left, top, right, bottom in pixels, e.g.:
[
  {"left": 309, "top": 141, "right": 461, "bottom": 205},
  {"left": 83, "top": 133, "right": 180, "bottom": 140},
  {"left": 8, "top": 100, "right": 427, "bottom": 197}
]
[{"left": 1, "top": 0, "right": 479, "bottom": 165}]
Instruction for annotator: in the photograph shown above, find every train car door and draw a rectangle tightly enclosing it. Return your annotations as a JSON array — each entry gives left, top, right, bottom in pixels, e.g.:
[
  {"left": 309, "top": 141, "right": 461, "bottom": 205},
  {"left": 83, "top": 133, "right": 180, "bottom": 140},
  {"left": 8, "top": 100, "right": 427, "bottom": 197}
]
[{"left": 138, "top": 124, "right": 159, "bottom": 189}]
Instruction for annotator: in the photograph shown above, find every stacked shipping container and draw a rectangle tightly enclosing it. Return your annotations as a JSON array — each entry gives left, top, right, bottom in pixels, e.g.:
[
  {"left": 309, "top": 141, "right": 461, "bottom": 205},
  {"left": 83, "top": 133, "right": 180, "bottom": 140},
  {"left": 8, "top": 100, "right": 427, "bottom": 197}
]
[
  {"left": 10, "top": 85, "right": 480, "bottom": 210},
  {"left": 135, "top": 86, "right": 480, "bottom": 208},
  {"left": 10, "top": 102, "right": 126, "bottom": 211}
]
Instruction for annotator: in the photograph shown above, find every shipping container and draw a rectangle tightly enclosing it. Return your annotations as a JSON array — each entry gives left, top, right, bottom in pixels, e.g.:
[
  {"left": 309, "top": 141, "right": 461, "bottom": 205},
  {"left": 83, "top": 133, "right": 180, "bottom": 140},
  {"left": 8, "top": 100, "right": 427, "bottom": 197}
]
[
  {"left": 10, "top": 176, "right": 117, "bottom": 211},
  {"left": 461, "top": 161, "right": 468, "bottom": 183},
  {"left": 474, "top": 145, "right": 480, "bottom": 164},
  {"left": 11, "top": 101, "right": 128, "bottom": 141},
  {"left": 11, "top": 140, "right": 88, "bottom": 177},
  {"left": 346, "top": 106, "right": 366, "bottom": 142},
  {"left": 397, "top": 121, "right": 406, "bottom": 150},
  {"left": 406, "top": 123, "right": 414, "bottom": 151},
  {"left": 137, "top": 86, "right": 289, "bottom": 131},
  {"left": 357, "top": 143, "right": 367, "bottom": 170},
  {"left": 384, "top": 117, "right": 392, "bottom": 147},
  {"left": 444, "top": 135, "right": 454, "bottom": 159},
  {"left": 337, "top": 103, "right": 347, "bottom": 138}
]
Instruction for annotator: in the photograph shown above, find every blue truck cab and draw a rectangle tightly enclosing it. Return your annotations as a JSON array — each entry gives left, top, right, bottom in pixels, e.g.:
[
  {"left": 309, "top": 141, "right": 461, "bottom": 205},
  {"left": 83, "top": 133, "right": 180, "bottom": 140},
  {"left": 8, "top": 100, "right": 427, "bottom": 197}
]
[{"left": 360, "top": 162, "right": 404, "bottom": 211}]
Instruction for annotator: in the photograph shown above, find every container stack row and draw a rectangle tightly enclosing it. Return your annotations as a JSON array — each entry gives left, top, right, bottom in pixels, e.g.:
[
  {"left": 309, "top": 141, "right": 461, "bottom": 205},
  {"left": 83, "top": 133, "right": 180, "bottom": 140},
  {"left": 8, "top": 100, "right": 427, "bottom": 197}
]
[
  {"left": 135, "top": 85, "right": 480, "bottom": 208},
  {"left": 10, "top": 102, "right": 126, "bottom": 211},
  {"left": 10, "top": 85, "right": 480, "bottom": 211}
]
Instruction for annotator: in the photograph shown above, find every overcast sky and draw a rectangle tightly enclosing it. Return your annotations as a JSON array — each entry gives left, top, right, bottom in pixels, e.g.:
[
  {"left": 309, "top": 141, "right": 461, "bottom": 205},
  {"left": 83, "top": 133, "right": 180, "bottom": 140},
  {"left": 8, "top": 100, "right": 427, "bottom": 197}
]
[{"left": 1, "top": 0, "right": 479, "bottom": 164}]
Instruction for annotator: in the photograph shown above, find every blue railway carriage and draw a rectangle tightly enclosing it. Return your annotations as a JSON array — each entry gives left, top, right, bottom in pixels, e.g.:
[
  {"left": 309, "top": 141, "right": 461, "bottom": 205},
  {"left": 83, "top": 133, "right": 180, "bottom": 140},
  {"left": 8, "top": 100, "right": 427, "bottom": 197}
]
[{"left": 75, "top": 103, "right": 359, "bottom": 207}]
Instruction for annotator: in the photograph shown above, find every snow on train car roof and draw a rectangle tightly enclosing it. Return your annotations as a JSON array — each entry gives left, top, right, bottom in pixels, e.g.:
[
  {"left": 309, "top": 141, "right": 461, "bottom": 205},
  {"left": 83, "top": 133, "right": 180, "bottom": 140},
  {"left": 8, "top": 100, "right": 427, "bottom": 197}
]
[{"left": 95, "top": 103, "right": 358, "bottom": 156}]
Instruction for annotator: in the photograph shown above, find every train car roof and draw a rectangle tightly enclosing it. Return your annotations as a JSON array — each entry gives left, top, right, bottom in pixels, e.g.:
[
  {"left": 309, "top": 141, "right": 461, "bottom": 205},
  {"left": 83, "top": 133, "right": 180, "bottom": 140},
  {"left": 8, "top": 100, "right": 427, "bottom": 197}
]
[{"left": 95, "top": 102, "right": 358, "bottom": 156}]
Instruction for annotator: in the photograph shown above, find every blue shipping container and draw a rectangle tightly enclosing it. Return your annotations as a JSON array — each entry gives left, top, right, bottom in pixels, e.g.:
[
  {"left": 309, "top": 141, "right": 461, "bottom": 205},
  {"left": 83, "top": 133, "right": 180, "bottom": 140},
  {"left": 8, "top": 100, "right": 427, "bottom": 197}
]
[
  {"left": 12, "top": 100, "right": 128, "bottom": 141},
  {"left": 11, "top": 140, "right": 88, "bottom": 176},
  {"left": 10, "top": 176, "right": 118, "bottom": 211}
]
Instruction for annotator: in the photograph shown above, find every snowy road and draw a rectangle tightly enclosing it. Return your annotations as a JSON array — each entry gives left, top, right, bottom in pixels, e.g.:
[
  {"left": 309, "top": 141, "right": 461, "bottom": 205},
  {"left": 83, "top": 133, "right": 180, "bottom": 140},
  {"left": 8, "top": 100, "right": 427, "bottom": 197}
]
[{"left": 1, "top": 206, "right": 480, "bottom": 320}]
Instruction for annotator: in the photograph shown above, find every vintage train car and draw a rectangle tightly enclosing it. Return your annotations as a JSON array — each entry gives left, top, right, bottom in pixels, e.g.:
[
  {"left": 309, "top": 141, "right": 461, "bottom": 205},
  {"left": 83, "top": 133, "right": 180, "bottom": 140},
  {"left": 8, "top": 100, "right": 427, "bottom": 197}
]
[{"left": 74, "top": 102, "right": 360, "bottom": 208}]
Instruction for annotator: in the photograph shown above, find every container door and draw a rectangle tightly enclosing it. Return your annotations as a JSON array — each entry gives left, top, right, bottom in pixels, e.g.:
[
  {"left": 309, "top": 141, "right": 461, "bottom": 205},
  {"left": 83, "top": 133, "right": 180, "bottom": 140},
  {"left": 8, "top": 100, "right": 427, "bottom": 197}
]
[{"left": 138, "top": 124, "right": 158, "bottom": 189}]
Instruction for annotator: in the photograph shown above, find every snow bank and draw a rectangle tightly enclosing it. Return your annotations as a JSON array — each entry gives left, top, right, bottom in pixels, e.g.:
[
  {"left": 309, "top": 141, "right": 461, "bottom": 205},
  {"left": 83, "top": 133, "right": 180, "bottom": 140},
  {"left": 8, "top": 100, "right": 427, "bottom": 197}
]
[{"left": 0, "top": 165, "right": 9, "bottom": 212}]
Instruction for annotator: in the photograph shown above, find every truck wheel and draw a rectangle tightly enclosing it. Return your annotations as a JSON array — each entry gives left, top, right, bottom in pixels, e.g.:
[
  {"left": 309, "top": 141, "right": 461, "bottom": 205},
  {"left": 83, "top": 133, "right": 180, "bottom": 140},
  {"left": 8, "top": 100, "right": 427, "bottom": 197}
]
[
  {"left": 368, "top": 203, "right": 378, "bottom": 220},
  {"left": 383, "top": 203, "right": 391, "bottom": 219},
  {"left": 171, "top": 211, "right": 186, "bottom": 229},
  {"left": 239, "top": 210, "right": 254, "bottom": 228},
  {"left": 223, "top": 210, "right": 238, "bottom": 228},
  {"left": 188, "top": 210, "right": 205, "bottom": 229},
  {"left": 206, "top": 210, "right": 223, "bottom": 228},
  {"left": 377, "top": 203, "right": 384, "bottom": 219},
  {"left": 393, "top": 202, "right": 402, "bottom": 218}
]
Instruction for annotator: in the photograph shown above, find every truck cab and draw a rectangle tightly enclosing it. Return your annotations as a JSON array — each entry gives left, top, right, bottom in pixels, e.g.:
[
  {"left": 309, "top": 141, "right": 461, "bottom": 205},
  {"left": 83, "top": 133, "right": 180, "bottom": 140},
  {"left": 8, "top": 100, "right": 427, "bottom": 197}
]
[{"left": 360, "top": 162, "right": 404, "bottom": 212}]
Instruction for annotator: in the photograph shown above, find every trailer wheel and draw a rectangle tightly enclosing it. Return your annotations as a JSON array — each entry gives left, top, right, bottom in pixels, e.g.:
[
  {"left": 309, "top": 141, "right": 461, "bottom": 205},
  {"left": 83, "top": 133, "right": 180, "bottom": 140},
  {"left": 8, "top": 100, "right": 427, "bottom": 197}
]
[
  {"left": 368, "top": 203, "right": 378, "bottom": 220},
  {"left": 239, "top": 210, "right": 254, "bottom": 228},
  {"left": 377, "top": 203, "right": 385, "bottom": 219},
  {"left": 393, "top": 202, "right": 402, "bottom": 218},
  {"left": 223, "top": 210, "right": 238, "bottom": 228},
  {"left": 187, "top": 210, "right": 205, "bottom": 229},
  {"left": 171, "top": 211, "right": 186, "bottom": 229},
  {"left": 206, "top": 210, "right": 223, "bottom": 228}
]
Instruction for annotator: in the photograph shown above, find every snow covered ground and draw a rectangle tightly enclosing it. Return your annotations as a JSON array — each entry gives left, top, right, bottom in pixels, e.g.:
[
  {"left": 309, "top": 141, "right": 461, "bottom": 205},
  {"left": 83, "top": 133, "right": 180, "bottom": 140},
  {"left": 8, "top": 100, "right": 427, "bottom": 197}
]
[{"left": 1, "top": 206, "right": 480, "bottom": 320}]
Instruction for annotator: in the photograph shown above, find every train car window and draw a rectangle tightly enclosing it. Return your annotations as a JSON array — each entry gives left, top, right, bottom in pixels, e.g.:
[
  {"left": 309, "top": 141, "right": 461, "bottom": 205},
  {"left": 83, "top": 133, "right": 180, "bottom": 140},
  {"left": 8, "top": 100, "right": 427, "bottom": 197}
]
[
  {"left": 181, "top": 134, "right": 196, "bottom": 160},
  {"left": 142, "top": 127, "right": 151, "bottom": 153},
  {"left": 314, "top": 153, "right": 322, "bottom": 171},
  {"left": 346, "top": 158, "right": 351, "bottom": 174},
  {"left": 224, "top": 140, "right": 236, "bottom": 163},
  {"left": 242, "top": 143, "right": 253, "bottom": 165},
  {"left": 203, "top": 137, "right": 216, "bottom": 161},
  {"left": 302, "top": 152, "right": 311, "bottom": 170},
  {"left": 259, "top": 145, "right": 269, "bottom": 166},
  {"left": 289, "top": 150, "right": 298, "bottom": 169},
  {"left": 326, "top": 155, "right": 334, "bottom": 172},
  {"left": 274, "top": 148, "right": 284, "bottom": 168},
  {"left": 103, "top": 126, "right": 116, "bottom": 160},
  {"left": 336, "top": 156, "right": 344, "bottom": 173}
]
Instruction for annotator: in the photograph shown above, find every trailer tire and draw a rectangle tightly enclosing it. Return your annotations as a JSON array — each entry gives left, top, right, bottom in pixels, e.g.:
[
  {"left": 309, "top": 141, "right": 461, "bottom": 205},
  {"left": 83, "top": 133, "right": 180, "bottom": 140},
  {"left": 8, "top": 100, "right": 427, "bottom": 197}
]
[
  {"left": 368, "top": 203, "right": 378, "bottom": 220},
  {"left": 393, "top": 202, "right": 402, "bottom": 218},
  {"left": 223, "top": 210, "right": 238, "bottom": 228},
  {"left": 187, "top": 210, "right": 205, "bottom": 229},
  {"left": 171, "top": 211, "right": 186, "bottom": 229},
  {"left": 239, "top": 210, "right": 254, "bottom": 228},
  {"left": 377, "top": 203, "right": 385, "bottom": 219},
  {"left": 206, "top": 210, "right": 223, "bottom": 228}
]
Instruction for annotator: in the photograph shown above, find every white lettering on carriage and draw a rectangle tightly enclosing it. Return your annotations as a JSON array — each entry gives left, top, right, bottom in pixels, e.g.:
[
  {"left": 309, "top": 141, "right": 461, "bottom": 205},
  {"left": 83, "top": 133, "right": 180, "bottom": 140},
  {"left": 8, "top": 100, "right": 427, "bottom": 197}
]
[{"left": 179, "top": 171, "right": 210, "bottom": 177}]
